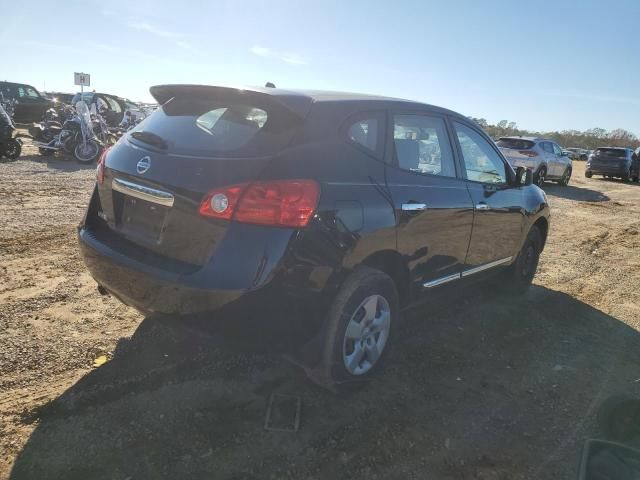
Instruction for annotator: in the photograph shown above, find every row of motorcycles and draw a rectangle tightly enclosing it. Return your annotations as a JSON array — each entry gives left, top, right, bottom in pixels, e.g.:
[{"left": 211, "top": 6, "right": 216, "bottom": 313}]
[
  {"left": 29, "top": 102, "right": 138, "bottom": 163},
  {"left": 0, "top": 94, "right": 22, "bottom": 161}
]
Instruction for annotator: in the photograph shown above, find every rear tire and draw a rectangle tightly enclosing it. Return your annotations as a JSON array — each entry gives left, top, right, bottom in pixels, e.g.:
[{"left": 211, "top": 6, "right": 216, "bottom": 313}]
[
  {"left": 534, "top": 166, "right": 547, "bottom": 187},
  {"left": 501, "top": 225, "right": 542, "bottom": 294},
  {"left": 314, "top": 266, "right": 399, "bottom": 390},
  {"left": 4, "top": 140, "right": 21, "bottom": 160},
  {"left": 585, "top": 170, "right": 593, "bottom": 178}
]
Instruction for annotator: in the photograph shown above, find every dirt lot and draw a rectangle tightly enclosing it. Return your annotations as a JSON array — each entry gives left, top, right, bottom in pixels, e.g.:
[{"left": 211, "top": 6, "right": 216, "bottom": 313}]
[{"left": 1, "top": 144, "right": 640, "bottom": 479}]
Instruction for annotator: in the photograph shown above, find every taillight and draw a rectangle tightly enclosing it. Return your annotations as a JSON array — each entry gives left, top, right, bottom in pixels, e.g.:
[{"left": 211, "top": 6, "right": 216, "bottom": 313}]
[
  {"left": 199, "top": 180, "right": 320, "bottom": 228},
  {"left": 96, "top": 147, "right": 110, "bottom": 184},
  {"left": 519, "top": 150, "right": 538, "bottom": 157},
  {"left": 199, "top": 184, "right": 247, "bottom": 220}
]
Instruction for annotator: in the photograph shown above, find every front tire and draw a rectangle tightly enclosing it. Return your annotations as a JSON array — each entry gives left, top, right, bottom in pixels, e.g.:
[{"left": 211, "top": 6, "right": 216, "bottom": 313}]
[
  {"left": 535, "top": 166, "right": 547, "bottom": 187},
  {"left": 316, "top": 266, "right": 399, "bottom": 389},
  {"left": 502, "top": 225, "right": 542, "bottom": 294},
  {"left": 74, "top": 140, "right": 100, "bottom": 163},
  {"left": 585, "top": 170, "right": 593, "bottom": 178},
  {"left": 558, "top": 167, "right": 572, "bottom": 186}
]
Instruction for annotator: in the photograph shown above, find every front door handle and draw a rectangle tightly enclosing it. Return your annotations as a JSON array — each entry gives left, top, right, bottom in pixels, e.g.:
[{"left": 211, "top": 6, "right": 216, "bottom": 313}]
[
  {"left": 401, "top": 202, "right": 427, "bottom": 211},
  {"left": 475, "top": 202, "right": 491, "bottom": 211}
]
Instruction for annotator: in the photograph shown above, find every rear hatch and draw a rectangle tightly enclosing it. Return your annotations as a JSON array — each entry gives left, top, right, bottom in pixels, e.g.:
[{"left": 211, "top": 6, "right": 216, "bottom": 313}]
[
  {"left": 590, "top": 148, "right": 627, "bottom": 170},
  {"left": 95, "top": 85, "right": 308, "bottom": 267},
  {"left": 495, "top": 138, "right": 537, "bottom": 163}
]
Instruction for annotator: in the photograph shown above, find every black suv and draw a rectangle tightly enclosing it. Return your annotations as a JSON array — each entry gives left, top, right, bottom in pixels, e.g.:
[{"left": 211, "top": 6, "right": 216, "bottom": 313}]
[
  {"left": 79, "top": 85, "right": 550, "bottom": 386},
  {"left": 586, "top": 147, "right": 640, "bottom": 182},
  {"left": 0, "top": 81, "right": 53, "bottom": 124}
]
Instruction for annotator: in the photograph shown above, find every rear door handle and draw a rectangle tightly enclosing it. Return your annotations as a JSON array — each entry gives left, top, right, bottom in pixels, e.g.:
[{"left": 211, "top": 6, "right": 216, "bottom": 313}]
[
  {"left": 475, "top": 202, "right": 491, "bottom": 211},
  {"left": 401, "top": 203, "right": 427, "bottom": 211}
]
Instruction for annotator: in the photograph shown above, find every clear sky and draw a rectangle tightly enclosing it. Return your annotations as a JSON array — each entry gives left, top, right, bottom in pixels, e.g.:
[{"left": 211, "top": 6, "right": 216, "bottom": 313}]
[{"left": 3, "top": 0, "right": 639, "bottom": 134}]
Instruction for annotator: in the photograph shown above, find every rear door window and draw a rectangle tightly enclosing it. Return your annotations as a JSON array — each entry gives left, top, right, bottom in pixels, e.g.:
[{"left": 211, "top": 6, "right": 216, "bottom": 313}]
[
  {"left": 129, "top": 96, "right": 300, "bottom": 157},
  {"left": 392, "top": 114, "right": 456, "bottom": 177},
  {"left": 17, "top": 85, "right": 40, "bottom": 100},
  {"left": 552, "top": 144, "right": 562, "bottom": 156},
  {"left": 540, "top": 142, "right": 553, "bottom": 154}
]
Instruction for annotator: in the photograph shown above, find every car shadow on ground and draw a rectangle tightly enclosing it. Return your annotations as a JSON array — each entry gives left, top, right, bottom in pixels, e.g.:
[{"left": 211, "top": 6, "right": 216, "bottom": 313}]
[
  {"left": 594, "top": 177, "right": 640, "bottom": 187},
  {"left": 9, "top": 286, "right": 640, "bottom": 479},
  {"left": 544, "top": 183, "right": 610, "bottom": 202}
]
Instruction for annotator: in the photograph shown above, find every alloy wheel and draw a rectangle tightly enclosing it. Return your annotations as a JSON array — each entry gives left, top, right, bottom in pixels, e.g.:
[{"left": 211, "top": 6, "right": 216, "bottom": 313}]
[{"left": 342, "top": 294, "right": 391, "bottom": 375}]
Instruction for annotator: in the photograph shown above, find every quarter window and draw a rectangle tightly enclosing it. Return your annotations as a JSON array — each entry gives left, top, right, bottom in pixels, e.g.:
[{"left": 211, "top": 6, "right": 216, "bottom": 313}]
[
  {"left": 348, "top": 116, "right": 379, "bottom": 153},
  {"left": 454, "top": 122, "right": 507, "bottom": 184},
  {"left": 392, "top": 115, "right": 456, "bottom": 177}
]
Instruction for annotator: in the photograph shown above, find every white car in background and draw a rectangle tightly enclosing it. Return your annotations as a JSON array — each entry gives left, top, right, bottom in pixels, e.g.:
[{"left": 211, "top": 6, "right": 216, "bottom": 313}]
[{"left": 496, "top": 136, "right": 573, "bottom": 187}]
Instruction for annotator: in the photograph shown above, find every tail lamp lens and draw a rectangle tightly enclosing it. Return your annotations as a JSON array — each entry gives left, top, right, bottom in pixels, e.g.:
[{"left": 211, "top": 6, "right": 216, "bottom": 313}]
[
  {"left": 96, "top": 147, "right": 110, "bottom": 184},
  {"left": 199, "top": 185, "right": 246, "bottom": 220},
  {"left": 199, "top": 180, "right": 320, "bottom": 228}
]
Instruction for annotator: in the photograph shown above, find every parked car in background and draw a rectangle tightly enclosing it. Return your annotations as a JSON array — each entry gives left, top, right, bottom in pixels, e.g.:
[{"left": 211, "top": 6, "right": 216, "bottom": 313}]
[
  {"left": 71, "top": 92, "right": 127, "bottom": 127},
  {"left": 565, "top": 148, "right": 589, "bottom": 160},
  {"left": 586, "top": 147, "right": 639, "bottom": 182},
  {"left": 43, "top": 91, "right": 75, "bottom": 105},
  {"left": 79, "top": 84, "right": 550, "bottom": 386},
  {"left": 496, "top": 136, "right": 572, "bottom": 186},
  {"left": 0, "top": 81, "right": 53, "bottom": 124}
]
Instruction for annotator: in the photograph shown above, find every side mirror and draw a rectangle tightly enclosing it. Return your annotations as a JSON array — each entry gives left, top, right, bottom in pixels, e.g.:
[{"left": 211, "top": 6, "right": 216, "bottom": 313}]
[
  {"left": 515, "top": 166, "right": 533, "bottom": 186},
  {"left": 561, "top": 151, "right": 569, "bottom": 157}
]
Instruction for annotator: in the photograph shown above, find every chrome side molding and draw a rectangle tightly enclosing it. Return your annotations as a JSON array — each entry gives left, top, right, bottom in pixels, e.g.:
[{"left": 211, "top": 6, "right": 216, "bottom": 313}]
[
  {"left": 422, "top": 256, "right": 513, "bottom": 288},
  {"left": 423, "top": 272, "right": 461, "bottom": 288},
  {"left": 461, "top": 256, "right": 513, "bottom": 277},
  {"left": 112, "top": 178, "right": 175, "bottom": 207}
]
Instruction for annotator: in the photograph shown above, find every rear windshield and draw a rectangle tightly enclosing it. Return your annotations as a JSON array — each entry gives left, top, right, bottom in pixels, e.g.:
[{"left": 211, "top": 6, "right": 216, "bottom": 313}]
[
  {"left": 594, "top": 148, "right": 627, "bottom": 158},
  {"left": 496, "top": 138, "right": 535, "bottom": 150},
  {"left": 128, "top": 96, "right": 300, "bottom": 157}
]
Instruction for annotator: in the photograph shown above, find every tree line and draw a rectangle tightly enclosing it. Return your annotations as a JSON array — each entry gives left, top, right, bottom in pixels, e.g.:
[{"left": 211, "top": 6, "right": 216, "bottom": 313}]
[{"left": 469, "top": 118, "right": 640, "bottom": 150}]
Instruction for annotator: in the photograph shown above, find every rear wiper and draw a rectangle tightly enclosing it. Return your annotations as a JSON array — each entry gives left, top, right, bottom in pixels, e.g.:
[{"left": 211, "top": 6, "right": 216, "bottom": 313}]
[{"left": 130, "top": 131, "right": 168, "bottom": 150}]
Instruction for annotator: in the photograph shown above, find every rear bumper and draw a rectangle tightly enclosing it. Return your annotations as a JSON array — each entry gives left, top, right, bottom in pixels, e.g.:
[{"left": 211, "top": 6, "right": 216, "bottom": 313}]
[
  {"left": 79, "top": 227, "right": 245, "bottom": 315},
  {"left": 587, "top": 164, "right": 628, "bottom": 176},
  {"left": 78, "top": 223, "right": 336, "bottom": 340}
]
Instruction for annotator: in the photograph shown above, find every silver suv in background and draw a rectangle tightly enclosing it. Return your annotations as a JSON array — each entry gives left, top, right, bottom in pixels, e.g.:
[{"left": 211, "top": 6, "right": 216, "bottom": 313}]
[{"left": 496, "top": 137, "right": 573, "bottom": 187}]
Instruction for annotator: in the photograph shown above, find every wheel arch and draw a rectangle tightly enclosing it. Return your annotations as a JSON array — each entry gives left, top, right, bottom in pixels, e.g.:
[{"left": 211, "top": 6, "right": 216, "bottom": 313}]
[
  {"left": 359, "top": 249, "right": 411, "bottom": 305},
  {"left": 532, "top": 216, "right": 549, "bottom": 251}
]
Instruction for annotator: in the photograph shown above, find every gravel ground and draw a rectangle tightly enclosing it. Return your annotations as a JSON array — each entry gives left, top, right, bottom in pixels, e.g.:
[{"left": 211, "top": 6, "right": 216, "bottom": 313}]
[{"left": 1, "top": 144, "right": 640, "bottom": 479}]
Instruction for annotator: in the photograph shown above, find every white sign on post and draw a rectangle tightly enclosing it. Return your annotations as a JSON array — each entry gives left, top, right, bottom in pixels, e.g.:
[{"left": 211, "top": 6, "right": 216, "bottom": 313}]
[{"left": 74, "top": 72, "right": 90, "bottom": 87}]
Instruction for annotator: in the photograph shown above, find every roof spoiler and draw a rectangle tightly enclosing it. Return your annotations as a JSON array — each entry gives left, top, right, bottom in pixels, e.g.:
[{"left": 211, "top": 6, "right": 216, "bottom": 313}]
[{"left": 149, "top": 84, "right": 312, "bottom": 118}]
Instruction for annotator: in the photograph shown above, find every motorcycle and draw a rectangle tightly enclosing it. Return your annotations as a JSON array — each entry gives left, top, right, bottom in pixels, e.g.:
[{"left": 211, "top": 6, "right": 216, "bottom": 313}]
[
  {"left": 91, "top": 104, "right": 118, "bottom": 146},
  {"left": 0, "top": 97, "right": 22, "bottom": 161},
  {"left": 28, "top": 106, "right": 70, "bottom": 143},
  {"left": 33, "top": 101, "right": 102, "bottom": 163}
]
